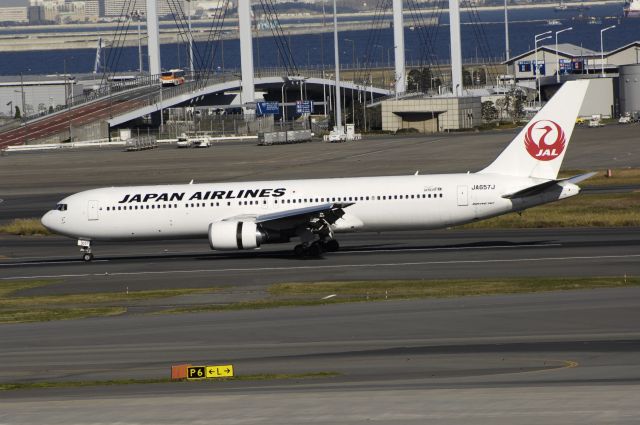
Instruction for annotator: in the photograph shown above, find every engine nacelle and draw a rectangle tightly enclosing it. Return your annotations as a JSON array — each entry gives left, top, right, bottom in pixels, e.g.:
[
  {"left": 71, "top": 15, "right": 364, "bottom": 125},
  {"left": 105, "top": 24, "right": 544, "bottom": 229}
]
[{"left": 208, "top": 221, "right": 263, "bottom": 250}]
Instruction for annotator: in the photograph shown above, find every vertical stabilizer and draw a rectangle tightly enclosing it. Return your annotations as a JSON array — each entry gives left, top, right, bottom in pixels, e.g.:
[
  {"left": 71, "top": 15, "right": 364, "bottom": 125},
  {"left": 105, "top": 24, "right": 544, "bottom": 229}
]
[{"left": 479, "top": 80, "right": 590, "bottom": 179}]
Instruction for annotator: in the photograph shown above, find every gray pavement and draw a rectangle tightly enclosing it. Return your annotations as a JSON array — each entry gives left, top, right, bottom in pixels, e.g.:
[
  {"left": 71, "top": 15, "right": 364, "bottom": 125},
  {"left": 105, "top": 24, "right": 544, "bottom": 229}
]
[
  {"left": 1, "top": 227, "right": 639, "bottom": 295},
  {"left": 1, "top": 126, "right": 639, "bottom": 424},
  {"left": 1, "top": 124, "right": 638, "bottom": 197},
  {"left": 1, "top": 287, "right": 640, "bottom": 424}
]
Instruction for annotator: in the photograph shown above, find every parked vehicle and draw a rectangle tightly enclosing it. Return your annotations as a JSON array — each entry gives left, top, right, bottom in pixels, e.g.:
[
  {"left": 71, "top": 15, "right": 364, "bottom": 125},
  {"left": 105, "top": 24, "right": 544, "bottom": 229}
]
[
  {"left": 176, "top": 135, "right": 192, "bottom": 148},
  {"left": 619, "top": 113, "right": 634, "bottom": 124},
  {"left": 176, "top": 134, "right": 211, "bottom": 148},
  {"left": 588, "top": 114, "right": 603, "bottom": 128}
]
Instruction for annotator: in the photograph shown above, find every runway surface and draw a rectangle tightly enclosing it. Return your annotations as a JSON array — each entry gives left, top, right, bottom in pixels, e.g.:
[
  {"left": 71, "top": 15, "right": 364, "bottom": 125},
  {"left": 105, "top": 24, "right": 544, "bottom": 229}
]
[
  {"left": 1, "top": 127, "right": 639, "bottom": 423},
  {"left": 1, "top": 227, "right": 639, "bottom": 294},
  {"left": 1, "top": 284, "right": 640, "bottom": 424}
]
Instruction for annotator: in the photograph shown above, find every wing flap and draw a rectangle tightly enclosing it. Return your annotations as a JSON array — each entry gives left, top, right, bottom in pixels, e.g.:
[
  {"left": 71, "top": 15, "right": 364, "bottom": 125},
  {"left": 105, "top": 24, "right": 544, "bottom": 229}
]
[{"left": 221, "top": 202, "right": 354, "bottom": 230}]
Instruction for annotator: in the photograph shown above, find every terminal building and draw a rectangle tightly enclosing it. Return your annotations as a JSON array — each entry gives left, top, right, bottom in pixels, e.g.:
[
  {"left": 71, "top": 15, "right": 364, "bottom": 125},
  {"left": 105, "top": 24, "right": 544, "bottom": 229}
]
[
  {"left": 503, "top": 40, "right": 640, "bottom": 119},
  {"left": 505, "top": 41, "right": 640, "bottom": 81}
]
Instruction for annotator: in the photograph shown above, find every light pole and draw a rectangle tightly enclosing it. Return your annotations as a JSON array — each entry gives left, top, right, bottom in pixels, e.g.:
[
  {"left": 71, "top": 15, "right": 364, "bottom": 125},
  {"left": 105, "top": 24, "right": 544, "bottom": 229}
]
[
  {"left": 186, "top": 0, "right": 194, "bottom": 75},
  {"left": 504, "top": 0, "right": 510, "bottom": 61},
  {"left": 535, "top": 31, "right": 552, "bottom": 109},
  {"left": 19, "top": 73, "right": 25, "bottom": 123},
  {"left": 280, "top": 82, "right": 286, "bottom": 128},
  {"left": 132, "top": 10, "right": 144, "bottom": 74},
  {"left": 555, "top": 27, "right": 573, "bottom": 83},
  {"left": 600, "top": 25, "right": 616, "bottom": 77}
]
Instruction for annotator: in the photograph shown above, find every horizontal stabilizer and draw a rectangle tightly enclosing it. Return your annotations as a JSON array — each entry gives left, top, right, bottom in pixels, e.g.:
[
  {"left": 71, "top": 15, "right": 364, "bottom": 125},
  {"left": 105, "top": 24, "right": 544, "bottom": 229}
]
[{"left": 502, "top": 172, "right": 597, "bottom": 199}]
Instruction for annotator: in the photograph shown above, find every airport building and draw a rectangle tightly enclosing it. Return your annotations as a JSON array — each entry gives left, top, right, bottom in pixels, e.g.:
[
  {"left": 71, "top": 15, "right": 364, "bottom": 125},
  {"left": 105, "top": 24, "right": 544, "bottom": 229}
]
[
  {"left": 503, "top": 40, "right": 640, "bottom": 119},
  {"left": 103, "top": 0, "right": 189, "bottom": 17},
  {"left": 380, "top": 95, "right": 481, "bottom": 133},
  {"left": 505, "top": 41, "right": 640, "bottom": 81},
  {"left": 0, "top": 0, "right": 29, "bottom": 23}
]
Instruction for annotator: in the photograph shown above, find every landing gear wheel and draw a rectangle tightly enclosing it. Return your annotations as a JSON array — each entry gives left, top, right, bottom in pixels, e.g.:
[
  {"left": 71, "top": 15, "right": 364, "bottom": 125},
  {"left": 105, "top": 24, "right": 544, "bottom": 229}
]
[
  {"left": 307, "top": 242, "right": 324, "bottom": 257},
  {"left": 294, "top": 244, "right": 306, "bottom": 258},
  {"left": 82, "top": 253, "right": 94, "bottom": 262},
  {"left": 324, "top": 239, "right": 340, "bottom": 252}
]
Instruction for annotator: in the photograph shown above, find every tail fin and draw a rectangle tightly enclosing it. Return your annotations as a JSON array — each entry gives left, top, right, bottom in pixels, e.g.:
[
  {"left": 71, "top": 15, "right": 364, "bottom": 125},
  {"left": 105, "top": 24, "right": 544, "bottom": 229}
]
[{"left": 479, "top": 80, "right": 590, "bottom": 179}]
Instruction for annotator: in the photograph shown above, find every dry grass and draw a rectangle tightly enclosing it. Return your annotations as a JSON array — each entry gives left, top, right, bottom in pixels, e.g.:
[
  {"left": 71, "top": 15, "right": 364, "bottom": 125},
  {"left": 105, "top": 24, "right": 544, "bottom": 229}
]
[
  {"left": 0, "top": 218, "right": 51, "bottom": 236},
  {"left": 0, "top": 280, "right": 220, "bottom": 323},
  {"left": 166, "top": 276, "right": 639, "bottom": 314},
  {"left": 0, "top": 372, "right": 340, "bottom": 391},
  {"left": 561, "top": 168, "right": 640, "bottom": 187},
  {"left": 464, "top": 193, "right": 640, "bottom": 229},
  {"left": 269, "top": 277, "right": 640, "bottom": 300}
]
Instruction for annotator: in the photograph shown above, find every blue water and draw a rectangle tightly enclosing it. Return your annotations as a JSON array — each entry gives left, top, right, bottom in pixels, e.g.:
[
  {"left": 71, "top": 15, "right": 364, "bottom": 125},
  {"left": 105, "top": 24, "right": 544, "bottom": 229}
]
[{"left": 1, "top": 3, "right": 638, "bottom": 75}]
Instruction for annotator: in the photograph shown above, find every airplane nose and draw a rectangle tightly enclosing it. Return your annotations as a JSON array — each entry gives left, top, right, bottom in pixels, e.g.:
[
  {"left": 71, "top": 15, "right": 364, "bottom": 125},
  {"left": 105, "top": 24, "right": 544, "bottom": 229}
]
[{"left": 41, "top": 211, "right": 57, "bottom": 232}]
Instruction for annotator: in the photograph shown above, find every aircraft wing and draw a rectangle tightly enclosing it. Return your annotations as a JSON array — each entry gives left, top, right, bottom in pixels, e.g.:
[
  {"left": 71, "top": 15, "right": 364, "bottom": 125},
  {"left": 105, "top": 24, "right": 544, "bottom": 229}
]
[
  {"left": 502, "top": 172, "right": 597, "bottom": 199},
  {"left": 222, "top": 202, "right": 354, "bottom": 231}
]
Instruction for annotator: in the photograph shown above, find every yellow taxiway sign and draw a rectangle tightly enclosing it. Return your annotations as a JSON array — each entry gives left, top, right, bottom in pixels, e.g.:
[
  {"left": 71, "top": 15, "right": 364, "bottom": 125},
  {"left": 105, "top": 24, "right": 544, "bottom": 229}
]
[{"left": 187, "top": 365, "right": 234, "bottom": 380}]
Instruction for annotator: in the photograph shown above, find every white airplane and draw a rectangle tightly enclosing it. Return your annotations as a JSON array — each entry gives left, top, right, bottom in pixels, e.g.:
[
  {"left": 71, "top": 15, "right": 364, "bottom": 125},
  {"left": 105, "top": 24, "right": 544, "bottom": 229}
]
[{"left": 42, "top": 81, "right": 593, "bottom": 262}]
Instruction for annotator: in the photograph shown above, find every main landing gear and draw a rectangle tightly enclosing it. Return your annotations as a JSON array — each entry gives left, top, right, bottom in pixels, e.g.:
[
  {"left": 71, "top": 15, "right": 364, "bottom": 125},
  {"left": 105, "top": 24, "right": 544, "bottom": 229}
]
[
  {"left": 293, "top": 239, "right": 340, "bottom": 258},
  {"left": 78, "top": 239, "right": 94, "bottom": 262}
]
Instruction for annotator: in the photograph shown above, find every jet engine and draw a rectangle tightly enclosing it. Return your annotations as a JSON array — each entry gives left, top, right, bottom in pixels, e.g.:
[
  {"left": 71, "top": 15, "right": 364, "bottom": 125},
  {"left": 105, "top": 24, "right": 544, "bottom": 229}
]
[{"left": 208, "top": 221, "right": 264, "bottom": 250}]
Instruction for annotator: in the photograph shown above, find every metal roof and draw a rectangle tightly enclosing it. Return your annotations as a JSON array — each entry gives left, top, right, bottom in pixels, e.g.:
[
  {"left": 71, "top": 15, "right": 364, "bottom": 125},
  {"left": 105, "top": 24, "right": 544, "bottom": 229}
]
[
  {"left": 504, "top": 42, "right": 623, "bottom": 64},
  {"left": 0, "top": 0, "right": 29, "bottom": 7}
]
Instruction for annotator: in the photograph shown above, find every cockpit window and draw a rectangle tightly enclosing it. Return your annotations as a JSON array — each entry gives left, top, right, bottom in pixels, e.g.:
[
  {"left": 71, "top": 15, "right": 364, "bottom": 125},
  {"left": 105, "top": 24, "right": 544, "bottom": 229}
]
[{"left": 56, "top": 203, "right": 67, "bottom": 211}]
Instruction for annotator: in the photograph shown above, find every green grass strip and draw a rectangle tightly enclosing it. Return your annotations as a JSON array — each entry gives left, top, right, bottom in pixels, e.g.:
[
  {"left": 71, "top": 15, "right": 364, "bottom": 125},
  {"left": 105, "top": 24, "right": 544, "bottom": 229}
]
[
  {"left": 0, "top": 372, "right": 340, "bottom": 391},
  {"left": 164, "top": 276, "right": 639, "bottom": 314},
  {"left": 269, "top": 277, "right": 640, "bottom": 298},
  {"left": 463, "top": 193, "right": 640, "bottom": 229},
  {"left": 0, "top": 307, "right": 126, "bottom": 324},
  {"left": 0, "top": 218, "right": 51, "bottom": 236},
  {"left": 0, "top": 280, "right": 220, "bottom": 324}
]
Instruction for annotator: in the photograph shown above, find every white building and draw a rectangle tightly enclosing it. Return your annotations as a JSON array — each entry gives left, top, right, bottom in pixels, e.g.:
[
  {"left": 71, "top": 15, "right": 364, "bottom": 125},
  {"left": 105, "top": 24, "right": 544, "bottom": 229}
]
[
  {"left": 0, "top": 0, "right": 30, "bottom": 23},
  {"left": 103, "top": 0, "right": 188, "bottom": 18},
  {"left": 505, "top": 41, "right": 640, "bottom": 81}
]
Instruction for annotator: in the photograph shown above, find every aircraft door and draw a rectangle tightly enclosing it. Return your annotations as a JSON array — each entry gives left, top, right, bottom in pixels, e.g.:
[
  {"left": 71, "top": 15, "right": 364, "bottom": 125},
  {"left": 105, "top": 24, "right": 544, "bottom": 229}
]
[
  {"left": 88, "top": 200, "right": 99, "bottom": 220},
  {"left": 457, "top": 185, "right": 468, "bottom": 206}
]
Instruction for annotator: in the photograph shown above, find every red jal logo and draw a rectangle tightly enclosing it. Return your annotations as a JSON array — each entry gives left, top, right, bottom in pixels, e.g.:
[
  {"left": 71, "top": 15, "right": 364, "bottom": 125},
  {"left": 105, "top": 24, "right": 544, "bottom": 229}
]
[{"left": 524, "top": 120, "right": 566, "bottom": 161}]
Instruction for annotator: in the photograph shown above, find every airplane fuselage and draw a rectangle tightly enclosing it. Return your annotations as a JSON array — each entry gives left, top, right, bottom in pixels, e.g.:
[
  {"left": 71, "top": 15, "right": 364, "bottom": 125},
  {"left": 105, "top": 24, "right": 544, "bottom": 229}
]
[{"left": 42, "top": 173, "right": 579, "bottom": 242}]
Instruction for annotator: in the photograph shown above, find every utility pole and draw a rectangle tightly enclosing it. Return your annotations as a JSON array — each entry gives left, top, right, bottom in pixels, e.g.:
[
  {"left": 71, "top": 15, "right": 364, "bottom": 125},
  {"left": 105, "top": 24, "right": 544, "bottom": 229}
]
[{"left": 187, "top": 0, "right": 194, "bottom": 75}]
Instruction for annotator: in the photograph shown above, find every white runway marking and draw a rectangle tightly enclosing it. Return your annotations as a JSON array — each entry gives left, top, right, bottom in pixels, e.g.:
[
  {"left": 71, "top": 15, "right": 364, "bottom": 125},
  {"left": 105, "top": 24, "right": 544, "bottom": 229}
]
[
  {"left": 336, "top": 243, "right": 562, "bottom": 254},
  {"left": 0, "top": 243, "right": 560, "bottom": 264},
  {"left": 2, "top": 254, "right": 639, "bottom": 280}
]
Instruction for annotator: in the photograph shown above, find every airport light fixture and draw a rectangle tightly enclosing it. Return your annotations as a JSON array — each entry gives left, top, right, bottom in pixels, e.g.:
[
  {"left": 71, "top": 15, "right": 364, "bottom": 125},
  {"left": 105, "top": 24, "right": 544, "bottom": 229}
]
[
  {"left": 600, "top": 25, "right": 616, "bottom": 77},
  {"left": 555, "top": 27, "right": 573, "bottom": 83},
  {"left": 534, "top": 31, "right": 553, "bottom": 109},
  {"left": 504, "top": 0, "right": 510, "bottom": 61}
]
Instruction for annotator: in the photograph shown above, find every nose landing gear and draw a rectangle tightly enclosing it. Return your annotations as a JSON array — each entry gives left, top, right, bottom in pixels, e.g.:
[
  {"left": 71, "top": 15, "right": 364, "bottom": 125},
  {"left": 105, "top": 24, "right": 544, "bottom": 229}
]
[{"left": 78, "top": 239, "right": 93, "bottom": 262}]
